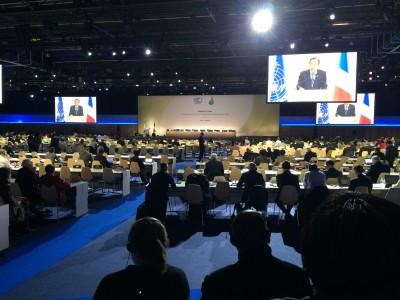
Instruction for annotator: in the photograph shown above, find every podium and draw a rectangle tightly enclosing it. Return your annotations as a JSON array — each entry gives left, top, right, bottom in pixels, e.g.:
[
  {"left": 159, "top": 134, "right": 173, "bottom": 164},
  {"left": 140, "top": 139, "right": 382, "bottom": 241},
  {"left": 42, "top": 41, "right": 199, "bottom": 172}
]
[
  {"left": 67, "top": 116, "right": 86, "bottom": 122},
  {"left": 332, "top": 116, "right": 358, "bottom": 124}
]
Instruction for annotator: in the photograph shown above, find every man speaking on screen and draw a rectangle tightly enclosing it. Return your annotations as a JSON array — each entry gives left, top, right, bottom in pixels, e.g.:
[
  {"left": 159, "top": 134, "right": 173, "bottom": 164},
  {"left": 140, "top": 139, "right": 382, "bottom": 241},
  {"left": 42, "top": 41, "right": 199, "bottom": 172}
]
[
  {"left": 297, "top": 57, "right": 327, "bottom": 90},
  {"left": 69, "top": 98, "right": 84, "bottom": 116},
  {"left": 335, "top": 103, "right": 356, "bottom": 117}
]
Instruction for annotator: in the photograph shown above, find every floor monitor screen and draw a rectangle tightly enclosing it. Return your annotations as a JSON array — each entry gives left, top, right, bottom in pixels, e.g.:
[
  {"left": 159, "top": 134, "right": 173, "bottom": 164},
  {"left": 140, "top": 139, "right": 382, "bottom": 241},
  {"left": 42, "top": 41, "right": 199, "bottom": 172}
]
[{"left": 316, "top": 93, "right": 375, "bottom": 125}]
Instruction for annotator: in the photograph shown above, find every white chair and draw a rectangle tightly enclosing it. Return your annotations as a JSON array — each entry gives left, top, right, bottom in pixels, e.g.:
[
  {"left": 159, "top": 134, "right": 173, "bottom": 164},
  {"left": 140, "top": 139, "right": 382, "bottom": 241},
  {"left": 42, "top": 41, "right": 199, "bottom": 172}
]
[
  {"left": 185, "top": 184, "right": 205, "bottom": 226},
  {"left": 41, "top": 185, "right": 60, "bottom": 220},
  {"left": 277, "top": 185, "right": 299, "bottom": 222},
  {"left": 385, "top": 188, "right": 400, "bottom": 206}
]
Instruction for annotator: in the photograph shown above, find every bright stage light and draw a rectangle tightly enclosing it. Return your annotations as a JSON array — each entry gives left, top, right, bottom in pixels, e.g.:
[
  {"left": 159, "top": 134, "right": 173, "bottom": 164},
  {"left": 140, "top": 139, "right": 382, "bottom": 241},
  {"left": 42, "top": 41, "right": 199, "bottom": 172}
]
[{"left": 252, "top": 9, "right": 273, "bottom": 33}]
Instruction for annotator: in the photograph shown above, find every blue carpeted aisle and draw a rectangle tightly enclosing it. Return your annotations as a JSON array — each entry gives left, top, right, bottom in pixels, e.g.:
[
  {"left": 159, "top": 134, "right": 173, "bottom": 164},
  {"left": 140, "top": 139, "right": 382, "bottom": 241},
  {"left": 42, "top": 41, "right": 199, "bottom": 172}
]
[{"left": 0, "top": 191, "right": 144, "bottom": 297}]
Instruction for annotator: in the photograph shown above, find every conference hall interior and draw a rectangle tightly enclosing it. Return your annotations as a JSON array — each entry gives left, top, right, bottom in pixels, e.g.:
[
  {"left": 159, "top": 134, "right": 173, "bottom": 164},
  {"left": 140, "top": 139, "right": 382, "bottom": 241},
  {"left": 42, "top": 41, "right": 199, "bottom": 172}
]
[{"left": 1, "top": 1, "right": 400, "bottom": 299}]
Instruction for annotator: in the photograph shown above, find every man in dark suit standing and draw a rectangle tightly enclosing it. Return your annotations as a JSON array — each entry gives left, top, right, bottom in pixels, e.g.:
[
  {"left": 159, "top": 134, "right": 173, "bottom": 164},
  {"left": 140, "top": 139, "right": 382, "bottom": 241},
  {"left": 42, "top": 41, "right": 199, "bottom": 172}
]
[
  {"left": 69, "top": 98, "right": 84, "bottom": 116},
  {"left": 366, "top": 156, "right": 391, "bottom": 183},
  {"left": 204, "top": 153, "right": 224, "bottom": 181},
  {"left": 198, "top": 132, "right": 205, "bottom": 162},
  {"left": 297, "top": 57, "right": 327, "bottom": 90},
  {"left": 385, "top": 140, "right": 399, "bottom": 168},
  {"left": 335, "top": 103, "right": 356, "bottom": 117}
]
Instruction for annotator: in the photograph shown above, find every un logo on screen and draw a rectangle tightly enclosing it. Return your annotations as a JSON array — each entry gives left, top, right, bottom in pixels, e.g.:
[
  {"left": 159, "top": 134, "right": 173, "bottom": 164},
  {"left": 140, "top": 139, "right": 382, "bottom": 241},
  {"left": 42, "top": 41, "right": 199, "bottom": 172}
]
[
  {"left": 270, "top": 62, "right": 288, "bottom": 102},
  {"left": 194, "top": 97, "right": 202, "bottom": 104}
]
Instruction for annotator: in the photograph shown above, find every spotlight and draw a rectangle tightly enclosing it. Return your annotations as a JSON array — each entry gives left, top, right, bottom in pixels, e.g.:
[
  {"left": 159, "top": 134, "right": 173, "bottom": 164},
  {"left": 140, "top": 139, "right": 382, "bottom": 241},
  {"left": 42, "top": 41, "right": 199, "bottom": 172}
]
[
  {"left": 290, "top": 43, "right": 295, "bottom": 49},
  {"left": 329, "top": 12, "right": 335, "bottom": 20},
  {"left": 88, "top": 51, "right": 92, "bottom": 56},
  {"left": 112, "top": 51, "right": 117, "bottom": 56},
  {"left": 122, "top": 50, "right": 126, "bottom": 55},
  {"left": 150, "top": 72, "right": 154, "bottom": 76},
  {"left": 324, "top": 42, "right": 329, "bottom": 47},
  {"left": 252, "top": 8, "right": 273, "bottom": 33},
  {"left": 127, "top": 73, "right": 130, "bottom": 77},
  {"left": 145, "top": 48, "right": 151, "bottom": 55}
]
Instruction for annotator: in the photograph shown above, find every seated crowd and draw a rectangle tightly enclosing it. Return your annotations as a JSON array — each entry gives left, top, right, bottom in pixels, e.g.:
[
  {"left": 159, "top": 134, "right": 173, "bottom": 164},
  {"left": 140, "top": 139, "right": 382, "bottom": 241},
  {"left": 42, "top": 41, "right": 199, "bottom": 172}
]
[{"left": 2, "top": 132, "right": 400, "bottom": 298}]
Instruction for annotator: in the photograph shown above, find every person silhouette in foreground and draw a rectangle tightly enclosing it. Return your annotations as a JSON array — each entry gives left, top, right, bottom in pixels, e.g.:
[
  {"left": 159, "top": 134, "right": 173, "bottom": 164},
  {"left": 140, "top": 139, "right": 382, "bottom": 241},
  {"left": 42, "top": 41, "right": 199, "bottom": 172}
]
[{"left": 201, "top": 210, "right": 312, "bottom": 299}]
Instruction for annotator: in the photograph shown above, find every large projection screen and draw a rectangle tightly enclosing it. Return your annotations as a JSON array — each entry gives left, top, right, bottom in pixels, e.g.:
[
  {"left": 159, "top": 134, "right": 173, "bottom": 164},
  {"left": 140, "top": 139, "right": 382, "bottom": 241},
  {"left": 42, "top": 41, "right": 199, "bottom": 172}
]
[
  {"left": 316, "top": 93, "right": 375, "bottom": 125},
  {"left": 267, "top": 52, "right": 357, "bottom": 103},
  {"left": 54, "top": 96, "right": 97, "bottom": 123},
  {"left": 138, "top": 95, "right": 279, "bottom": 136}
]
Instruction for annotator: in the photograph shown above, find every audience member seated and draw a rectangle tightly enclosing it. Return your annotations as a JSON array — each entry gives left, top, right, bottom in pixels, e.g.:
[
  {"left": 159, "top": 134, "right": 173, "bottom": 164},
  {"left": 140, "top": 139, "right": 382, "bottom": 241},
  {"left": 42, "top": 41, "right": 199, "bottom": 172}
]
[
  {"left": 200, "top": 210, "right": 312, "bottom": 299},
  {"left": 16, "top": 158, "right": 42, "bottom": 209},
  {"left": 297, "top": 185, "right": 330, "bottom": 227},
  {"left": 254, "top": 149, "right": 269, "bottom": 166},
  {"left": 145, "top": 163, "right": 176, "bottom": 223},
  {"left": 236, "top": 162, "right": 265, "bottom": 211},
  {"left": 366, "top": 155, "right": 390, "bottom": 183},
  {"left": 0, "top": 167, "right": 29, "bottom": 235},
  {"left": 204, "top": 153, "right": 224, "bottom": 181},
  {"left": 349, "top": 164, "right": 373, "bottom": 194},
  {"left": 39, "top": 164, "right": 71, "bottom": 207},
  {"left": 129, "top": 149, "right": 148, "bottom": 184},
  {"left": 303, "top": 148, "right": 317, "bottom": 162},
  {"left": 298, "top": 193, "right": 400, "bottom": 299},
  {"left": 323, "top": 159, "right": 343, "bottom": 179},
  {"left": 0, "top": 149, "right": 11, "bottom": 169},
  {"left": 371, "top": 146, "right": 386, "bottom": 161},
  {"left": 79, "top": 145, "right": 93, "bottom": 167},
  {"left": 3, "top": 142, "right": 15, "bottom": 156},
  {"left": 45, "top": 146, "right": 61, "bottom": 164},
  {"left": 303, "top": 163, "right": 326, "bottom": 191},
  {"left": 276, "top": 160, "right": 300, "bottom": 217},
  {"left": 94, "top": 147, "right": 112, "bottom": 168},
  {"left": 94, "top": 217, "right": 189, "bottom": 300}
]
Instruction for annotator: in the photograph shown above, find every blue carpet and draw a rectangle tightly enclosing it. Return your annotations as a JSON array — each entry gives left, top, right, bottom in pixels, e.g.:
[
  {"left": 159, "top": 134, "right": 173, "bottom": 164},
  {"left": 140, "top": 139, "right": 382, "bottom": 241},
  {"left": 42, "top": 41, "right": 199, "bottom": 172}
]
[
  {"left": 0, "top": 191, "right": 145, "bottom": 297},
  {"left": 47, "top": 289, "right": 201, "bottom": 300}
]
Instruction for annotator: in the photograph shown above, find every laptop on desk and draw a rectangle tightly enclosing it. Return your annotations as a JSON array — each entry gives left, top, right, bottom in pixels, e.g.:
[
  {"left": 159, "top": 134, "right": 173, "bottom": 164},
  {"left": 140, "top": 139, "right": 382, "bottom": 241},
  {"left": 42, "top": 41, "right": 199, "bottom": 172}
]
[
  {"left": 385, "top": 175, "right": 399, "bottom": 187},
  {"left": 338, "top": 176, "right": 351, "bottom": 187}
]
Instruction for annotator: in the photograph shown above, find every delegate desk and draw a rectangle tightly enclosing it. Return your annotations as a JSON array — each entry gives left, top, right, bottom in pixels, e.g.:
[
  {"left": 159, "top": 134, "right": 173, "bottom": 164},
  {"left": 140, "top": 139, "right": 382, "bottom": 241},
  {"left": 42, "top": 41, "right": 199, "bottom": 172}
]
[
  {"left": 170, "top": 182, "right": 389, "bottom": 203},
  {"left": 108, "top": 154, "right": 176, "bottom": 174},
  {"left": 166, "top": 130, "right": 236, "bottom": 139},
  {"left": 196, "top": 162, "right": 246, "bottom": 169},
  {"left": 11, "top": 166, "right": 131, "bottom": 197}
]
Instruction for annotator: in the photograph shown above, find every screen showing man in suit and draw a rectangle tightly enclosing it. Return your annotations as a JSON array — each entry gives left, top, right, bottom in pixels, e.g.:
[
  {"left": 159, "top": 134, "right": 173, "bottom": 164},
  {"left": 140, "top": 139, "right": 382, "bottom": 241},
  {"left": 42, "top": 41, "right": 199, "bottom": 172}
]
[
  {"left": 69, "top": 98, "right": 84, "bottom": 116},
  {"left": 297, "top": 57, "right": 327, "bottom": 90},
  {"left": 335, "top": 103, "right": 356, "bottom": 117}
]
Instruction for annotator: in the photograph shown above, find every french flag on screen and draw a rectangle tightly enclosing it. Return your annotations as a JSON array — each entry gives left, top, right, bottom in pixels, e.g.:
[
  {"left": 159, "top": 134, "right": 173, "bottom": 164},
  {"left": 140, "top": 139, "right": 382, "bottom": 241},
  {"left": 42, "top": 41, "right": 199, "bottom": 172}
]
[
  {"left": 359, "top": 94, "right": 374, "bottom": 124},
  {"left": 86, "top": 96, "right": 96, "bottom": 123},
  {"left": 333, "top": 52, "right": 353, "bottom": 102}
]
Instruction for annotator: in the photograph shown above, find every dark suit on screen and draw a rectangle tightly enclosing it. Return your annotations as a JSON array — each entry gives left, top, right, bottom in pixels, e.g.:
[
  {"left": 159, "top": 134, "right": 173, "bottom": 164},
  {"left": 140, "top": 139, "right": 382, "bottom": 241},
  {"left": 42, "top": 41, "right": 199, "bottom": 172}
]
[
  {"left": 69, "top": 105, "right": 84, "bottom": 116},
  {"left": 297, "top": 70, "right": 327, "bottom": 90},
  {"left": 335, "top": 104, "right": 356, "bottom": 117}
]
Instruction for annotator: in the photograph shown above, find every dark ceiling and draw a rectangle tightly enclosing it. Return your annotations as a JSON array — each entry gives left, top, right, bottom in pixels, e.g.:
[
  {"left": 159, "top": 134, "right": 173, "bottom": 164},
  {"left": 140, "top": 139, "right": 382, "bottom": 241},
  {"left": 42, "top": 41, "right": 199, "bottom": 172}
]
[{"left": 1, "top": 0, "right": 400, "bottom": 95}]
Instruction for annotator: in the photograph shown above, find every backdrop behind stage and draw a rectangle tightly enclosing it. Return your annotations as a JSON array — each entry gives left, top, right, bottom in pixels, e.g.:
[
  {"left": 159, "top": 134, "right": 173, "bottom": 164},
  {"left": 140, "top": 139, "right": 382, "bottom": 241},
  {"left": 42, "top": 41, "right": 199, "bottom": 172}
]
[{"left": 138, "top": 95, "right": 279, "bottom": 137}]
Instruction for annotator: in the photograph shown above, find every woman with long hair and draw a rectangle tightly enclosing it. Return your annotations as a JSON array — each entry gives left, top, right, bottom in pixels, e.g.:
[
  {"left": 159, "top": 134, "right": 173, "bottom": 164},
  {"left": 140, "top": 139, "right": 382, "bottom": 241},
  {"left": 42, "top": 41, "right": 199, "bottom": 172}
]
[{"left": 94, "top": 217, "right": 189, "bottom": 299}]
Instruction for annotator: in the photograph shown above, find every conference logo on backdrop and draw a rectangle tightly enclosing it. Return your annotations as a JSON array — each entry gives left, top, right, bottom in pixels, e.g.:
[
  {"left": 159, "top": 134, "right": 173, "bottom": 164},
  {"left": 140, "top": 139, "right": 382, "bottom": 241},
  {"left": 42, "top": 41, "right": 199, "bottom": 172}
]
[
  {"left": 209, "top": 97, "right": 215, "bottom": 105},
  {"left": 194, "top": 97, "right": 202, "bottom": 104}
]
